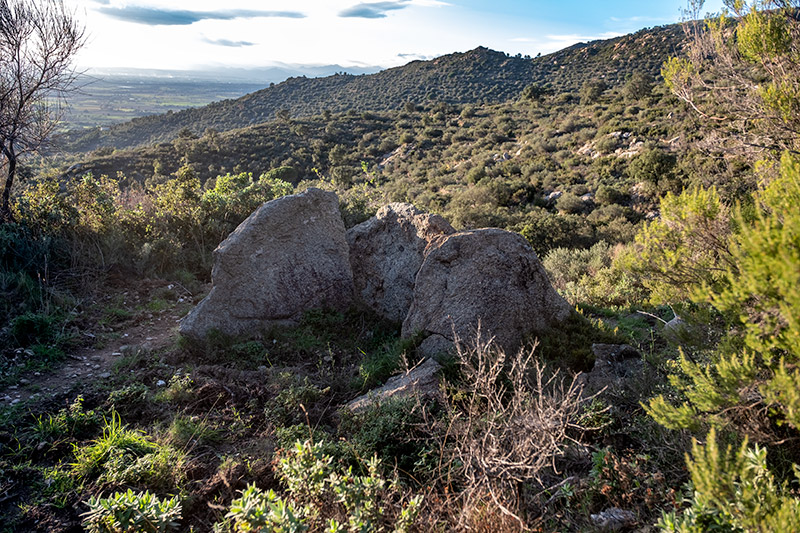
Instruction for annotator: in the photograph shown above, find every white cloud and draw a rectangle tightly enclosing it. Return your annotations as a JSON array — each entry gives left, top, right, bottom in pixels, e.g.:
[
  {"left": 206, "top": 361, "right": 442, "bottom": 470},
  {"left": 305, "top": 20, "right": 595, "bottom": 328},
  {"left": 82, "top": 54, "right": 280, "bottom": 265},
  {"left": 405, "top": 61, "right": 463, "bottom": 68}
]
[{"left": 509, "top": 31, "right": 623, "bottom": 54}]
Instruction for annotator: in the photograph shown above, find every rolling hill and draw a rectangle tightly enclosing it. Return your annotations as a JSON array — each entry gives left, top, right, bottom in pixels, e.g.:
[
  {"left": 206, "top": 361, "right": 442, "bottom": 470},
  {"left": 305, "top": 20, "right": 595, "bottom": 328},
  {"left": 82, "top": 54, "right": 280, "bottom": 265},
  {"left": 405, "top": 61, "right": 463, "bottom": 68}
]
[{"left": 60, "top": 23, "right": 684, "bottom": 153}]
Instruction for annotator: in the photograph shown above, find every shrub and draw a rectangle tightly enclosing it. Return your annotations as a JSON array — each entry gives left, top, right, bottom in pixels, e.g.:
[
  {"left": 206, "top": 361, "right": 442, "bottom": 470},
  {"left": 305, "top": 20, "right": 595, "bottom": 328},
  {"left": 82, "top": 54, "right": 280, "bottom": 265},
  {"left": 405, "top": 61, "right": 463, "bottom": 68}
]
[
  {"left": 82, "top": 489, "right": 182, "bottom": 533},
  {"left": 644, "top": 155, "right": 800, "bottom": 528},
  {"left": 543, "top": 242, "right": 646, "bottom": 307},
  {"left": 226, "top": 440, "right": 422, "bottom": 533},
  {"left": 440, "top": 331, "right": 589, "bottom": 527},
  {"left": 227, "top": 484, "right": 308, "bottom": 533},
  {"left": 555, "top": 192, "right": 586, "bottom": 214},
  {"left": 625, "top": 185, "right": 733, "bottom": 305},
  {"left": 628, "top": 147, "right": 679, "bottom": 196},
  {"left": 660, "top": 428, "right": 800, "bottom": 532},
  {"left": 72, "top": 412, "right": 184, "bottom": 491}
]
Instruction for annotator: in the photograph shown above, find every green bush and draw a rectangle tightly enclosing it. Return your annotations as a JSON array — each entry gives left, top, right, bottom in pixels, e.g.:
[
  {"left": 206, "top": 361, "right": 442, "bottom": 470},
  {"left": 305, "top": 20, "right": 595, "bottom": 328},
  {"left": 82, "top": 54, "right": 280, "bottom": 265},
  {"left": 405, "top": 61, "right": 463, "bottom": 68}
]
[
  {"left": 625, "top": 186, "right": 732, "bottom": 305},
  {"left": 82, "top": 489, "right": 182, "bottom": 533},
  {"left": 227, "top": 484, "right": 308, "bottom": 533},
  {"left": 543, "top": 241, "right": 646, "bottom": 307},
  {"left": 555, "top": 192, "right": 586, "bottom": 214},
  {"left": 225, "top": 440, "right": 422, "bottom": 533},
  {"left": 72, "top": 412, "right": 184, "bottom": 491},
  {"left": 660, "top": 428, "right": 800, "bottom": 532},
  {"left": 643, "top": 154, "right": 800, "bottom": 528}
]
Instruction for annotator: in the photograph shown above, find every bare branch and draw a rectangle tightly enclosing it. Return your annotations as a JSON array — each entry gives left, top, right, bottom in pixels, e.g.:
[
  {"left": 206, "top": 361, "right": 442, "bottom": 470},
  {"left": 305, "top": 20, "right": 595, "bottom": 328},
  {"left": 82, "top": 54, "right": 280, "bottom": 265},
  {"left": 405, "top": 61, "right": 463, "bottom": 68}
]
[{"left": 0, "top": 0, "right": 85, "bottom": 221}]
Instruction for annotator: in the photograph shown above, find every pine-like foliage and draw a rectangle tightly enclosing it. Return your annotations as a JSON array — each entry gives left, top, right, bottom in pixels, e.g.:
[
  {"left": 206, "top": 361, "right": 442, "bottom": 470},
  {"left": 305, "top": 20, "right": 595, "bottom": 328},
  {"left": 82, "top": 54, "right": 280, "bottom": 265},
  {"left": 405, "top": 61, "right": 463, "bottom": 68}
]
[
  {"left": 645, "top": 154, "right": 800, "bottom": 437},
  {"left": 659, "top": 428, "right": 800, "bottom": 532}
]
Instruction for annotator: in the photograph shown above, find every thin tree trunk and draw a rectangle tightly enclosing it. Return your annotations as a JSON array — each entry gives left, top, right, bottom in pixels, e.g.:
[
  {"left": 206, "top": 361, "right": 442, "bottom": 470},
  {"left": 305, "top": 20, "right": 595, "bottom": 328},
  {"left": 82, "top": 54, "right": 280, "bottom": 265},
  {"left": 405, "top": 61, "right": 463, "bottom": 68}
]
[{"left": 1, "top": 148, "right": 17, "bottom": 223}]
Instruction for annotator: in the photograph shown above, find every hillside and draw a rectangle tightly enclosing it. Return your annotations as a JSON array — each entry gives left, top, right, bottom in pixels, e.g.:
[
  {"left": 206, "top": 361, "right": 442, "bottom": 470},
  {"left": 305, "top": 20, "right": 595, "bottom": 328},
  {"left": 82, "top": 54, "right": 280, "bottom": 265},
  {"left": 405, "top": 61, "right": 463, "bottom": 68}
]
[
  {"left": 60, "top": 23, "right": 684, "bottom": 153},
  {"left": 6, "top": 4, "right": 800, "bottom": 531}
]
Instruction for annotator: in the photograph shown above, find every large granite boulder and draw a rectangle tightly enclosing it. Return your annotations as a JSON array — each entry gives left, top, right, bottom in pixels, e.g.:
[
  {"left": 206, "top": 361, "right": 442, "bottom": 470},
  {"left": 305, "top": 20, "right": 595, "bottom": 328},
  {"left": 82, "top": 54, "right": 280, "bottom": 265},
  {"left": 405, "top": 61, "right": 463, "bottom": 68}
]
[
  {"left": 402, "top": 228, "right": 571, "bottom": 355},
  {"left": 180, "top": 188, "right": 354, "bottom": 340},
  {"left": 347, "top": 203, "right": 454, "bottom": 322}
]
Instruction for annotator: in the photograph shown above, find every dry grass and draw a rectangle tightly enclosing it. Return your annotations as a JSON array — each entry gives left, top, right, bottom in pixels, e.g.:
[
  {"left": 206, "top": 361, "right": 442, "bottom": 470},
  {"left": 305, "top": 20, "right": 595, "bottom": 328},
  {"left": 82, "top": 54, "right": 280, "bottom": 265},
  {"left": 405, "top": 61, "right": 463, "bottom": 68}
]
[{"left": 425, "top": 328, "right": 594, "bottom": 530}]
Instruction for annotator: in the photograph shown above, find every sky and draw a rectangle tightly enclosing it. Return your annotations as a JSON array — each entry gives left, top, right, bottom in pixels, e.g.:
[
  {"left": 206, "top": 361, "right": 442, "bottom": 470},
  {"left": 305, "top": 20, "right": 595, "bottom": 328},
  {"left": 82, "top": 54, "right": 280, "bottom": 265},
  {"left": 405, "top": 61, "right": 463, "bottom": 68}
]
[{"left": 72, "top": 0, "right": 728, "bottom": 72}]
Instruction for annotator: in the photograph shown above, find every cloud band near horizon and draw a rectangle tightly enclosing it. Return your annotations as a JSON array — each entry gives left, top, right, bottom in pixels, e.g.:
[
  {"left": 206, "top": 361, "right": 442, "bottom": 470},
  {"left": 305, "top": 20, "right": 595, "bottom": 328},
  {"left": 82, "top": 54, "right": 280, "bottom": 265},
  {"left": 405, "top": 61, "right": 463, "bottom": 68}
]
[{"left": 97, "top": 6, "right": 305, "bottom": 26}]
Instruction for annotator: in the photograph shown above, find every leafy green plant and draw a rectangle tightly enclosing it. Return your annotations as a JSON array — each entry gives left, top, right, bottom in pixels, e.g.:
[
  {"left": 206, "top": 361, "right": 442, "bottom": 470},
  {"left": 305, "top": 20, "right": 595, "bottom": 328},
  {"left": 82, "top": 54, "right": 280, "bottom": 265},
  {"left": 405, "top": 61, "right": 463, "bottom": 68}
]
[
  {"left": 226, "top": 440, "right": 422, "bottom": 533},
  {"left": 227, "top": 484, "right": 309, "bottom": 533},
  {"left": 660, "top": 428, "right": 800, "bottom": 532},
  {"left": 82, "top": 489, "right": 182, "bottom": 533},
  {"left": 72, "top": 412, "right": 184, "bottom": 490},
  {"left": 32, "top": 395, "right": 100, "bottom": 441}
]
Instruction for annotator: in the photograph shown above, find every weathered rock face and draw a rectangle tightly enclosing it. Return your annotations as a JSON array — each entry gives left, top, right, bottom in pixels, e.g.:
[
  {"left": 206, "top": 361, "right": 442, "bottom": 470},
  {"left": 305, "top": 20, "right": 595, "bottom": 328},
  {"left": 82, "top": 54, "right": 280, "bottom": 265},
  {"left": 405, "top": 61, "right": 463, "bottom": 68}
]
[
  {"left": 179, "top": 188, "right": 354, "bottom": 340},
  {"left": 346, "top": 357, "right": 441, "bottom": 413},
  {"left": 347, "top": 203, "right": 454, "bottom": 322},
  {"left": 402, "top": 228, "right": 571, "bottom": 355}
]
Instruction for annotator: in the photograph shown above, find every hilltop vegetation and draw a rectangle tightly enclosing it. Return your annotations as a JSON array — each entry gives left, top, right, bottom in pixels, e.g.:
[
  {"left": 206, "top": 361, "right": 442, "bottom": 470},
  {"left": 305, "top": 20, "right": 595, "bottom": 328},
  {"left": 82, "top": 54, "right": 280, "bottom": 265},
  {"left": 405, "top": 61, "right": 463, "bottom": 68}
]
[{"left": 60, "top": 23, "right": 684, "bottom": 153}]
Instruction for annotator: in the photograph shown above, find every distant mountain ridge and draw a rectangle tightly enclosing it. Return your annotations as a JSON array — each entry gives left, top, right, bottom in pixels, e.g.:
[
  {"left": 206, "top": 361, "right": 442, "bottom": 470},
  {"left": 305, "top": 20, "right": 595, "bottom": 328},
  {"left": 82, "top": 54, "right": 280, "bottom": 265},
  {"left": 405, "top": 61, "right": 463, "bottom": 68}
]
[
  {"left": 62, "top": 23, "right": 684, "bottom": 153},
  {"left": 86, "top": 64, "right": 383, "bottom": 84}
]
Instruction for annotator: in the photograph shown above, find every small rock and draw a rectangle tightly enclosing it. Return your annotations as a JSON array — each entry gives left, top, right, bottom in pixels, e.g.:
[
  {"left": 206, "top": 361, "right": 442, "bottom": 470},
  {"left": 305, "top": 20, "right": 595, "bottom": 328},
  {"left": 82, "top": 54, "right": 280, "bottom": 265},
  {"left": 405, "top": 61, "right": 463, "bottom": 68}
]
[
  {"left": 347, "top": 358, "right": 441, "bottom": 413},
  {"left": 663, "top": 315, "right": 699, "bottom": 345},
  {"left": 99, "top": 372, "right": 112, "bottom": 379},
  {"left": 582, "top": 344, "right": 644, "bottom": 395},
  {"left": 111, "top": 352, "right": 122, "bottom": 356},
  {"left": 156, "top": 380, "right": 166, "bottom": 387},
  {"left": 11, "top": 399, "right": 20, "bottom": 405},
  {"left": 591, "top": 507, "right": 637, "bottom": 531},
  {"left": 19, "top": 378, "right": 30, "bottom": 385}
]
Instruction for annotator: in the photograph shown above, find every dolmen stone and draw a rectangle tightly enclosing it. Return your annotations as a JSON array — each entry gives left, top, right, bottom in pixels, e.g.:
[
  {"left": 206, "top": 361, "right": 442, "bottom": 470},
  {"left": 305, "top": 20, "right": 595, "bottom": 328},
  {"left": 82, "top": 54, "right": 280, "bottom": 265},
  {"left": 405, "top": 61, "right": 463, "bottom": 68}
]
[
  {"left": 179, "top": 188, "right": 354, "bottom": 340},
  {"left": 402, "top": 228, "right": 571, "bottom": 356},
  {"left": 347, "top": 203, "right": 454, "bottom": 322}
]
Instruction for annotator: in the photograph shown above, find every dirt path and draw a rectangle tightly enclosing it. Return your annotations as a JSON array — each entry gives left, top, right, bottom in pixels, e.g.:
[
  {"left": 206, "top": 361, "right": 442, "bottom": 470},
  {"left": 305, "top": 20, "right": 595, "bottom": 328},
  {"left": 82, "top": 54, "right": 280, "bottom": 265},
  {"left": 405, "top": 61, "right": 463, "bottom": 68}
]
[{"left": 1, "top": 279, "right": 196, "bottom": 406}]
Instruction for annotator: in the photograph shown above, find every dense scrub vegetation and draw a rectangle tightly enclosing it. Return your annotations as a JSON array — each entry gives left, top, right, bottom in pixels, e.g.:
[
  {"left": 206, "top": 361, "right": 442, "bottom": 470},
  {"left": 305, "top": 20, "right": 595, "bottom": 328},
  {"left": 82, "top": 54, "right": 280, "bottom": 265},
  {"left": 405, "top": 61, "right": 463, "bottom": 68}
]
[
  {"left": 60, "top": 24, "right": 684, "bottom": 153},
  {"left": 2, "top": 3, "right": 800, "bottom": 531}
]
